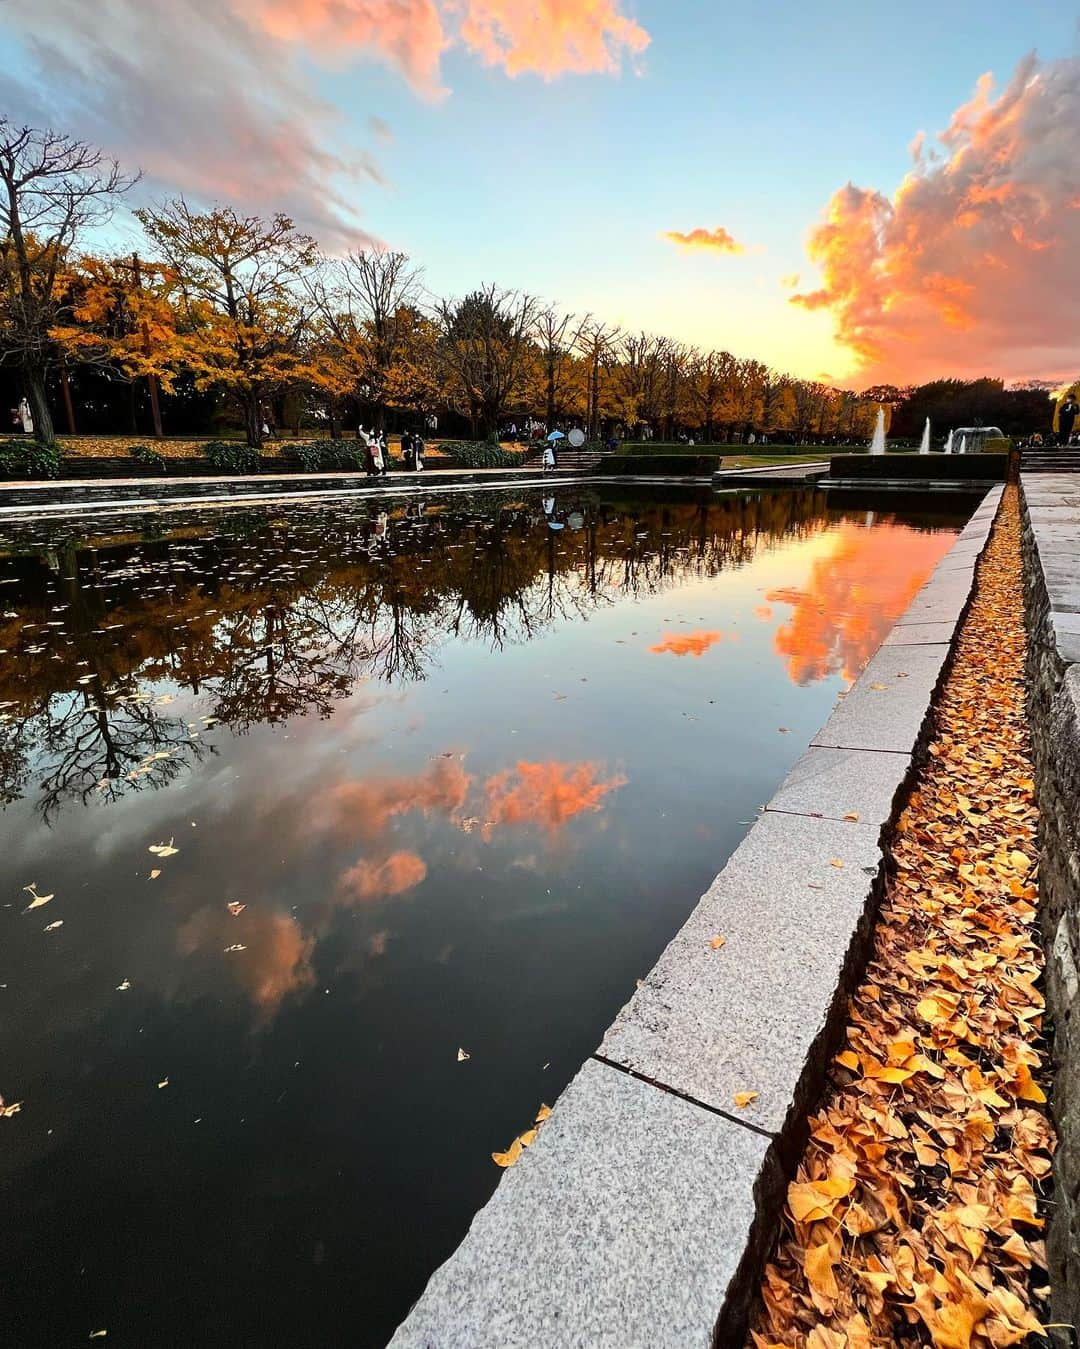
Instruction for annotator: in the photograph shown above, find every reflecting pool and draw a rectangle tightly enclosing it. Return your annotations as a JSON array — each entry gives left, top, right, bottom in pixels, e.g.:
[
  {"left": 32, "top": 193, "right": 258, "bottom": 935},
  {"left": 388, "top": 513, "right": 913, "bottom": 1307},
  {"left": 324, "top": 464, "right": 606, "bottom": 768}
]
[{"left": 0, "top": 485, "right": 969, "bottom": 1346}]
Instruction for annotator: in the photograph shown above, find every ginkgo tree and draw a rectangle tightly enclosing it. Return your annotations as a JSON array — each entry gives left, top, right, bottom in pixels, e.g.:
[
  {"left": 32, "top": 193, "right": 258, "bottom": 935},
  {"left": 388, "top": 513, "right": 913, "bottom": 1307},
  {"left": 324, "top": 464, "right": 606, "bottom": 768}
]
[{"left": 135, "top": 201, "right": 318, "bottom": 447}]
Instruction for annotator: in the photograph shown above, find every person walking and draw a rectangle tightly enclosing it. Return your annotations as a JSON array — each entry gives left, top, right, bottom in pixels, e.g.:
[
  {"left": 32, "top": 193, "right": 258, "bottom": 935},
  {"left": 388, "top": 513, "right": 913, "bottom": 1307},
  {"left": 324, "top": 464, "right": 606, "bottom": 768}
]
[
  {"left": 1059, "top": 393, "right": 1079, "bottom": 447},
  {"left": 413, "top": 433, "right": 425, "bottom": 472},
  {"left": 542, "top": 444, "right": 555, "bottom": 473},
  {"left": 401, "top": 430, "right": 414, "bottom": 471}
]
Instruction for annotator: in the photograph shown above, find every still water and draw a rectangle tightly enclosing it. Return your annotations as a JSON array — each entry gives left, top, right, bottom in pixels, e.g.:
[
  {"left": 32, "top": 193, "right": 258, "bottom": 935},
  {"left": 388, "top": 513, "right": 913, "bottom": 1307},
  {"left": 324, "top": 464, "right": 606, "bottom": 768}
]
[{"left": 0, "top": 485, "right": 968, "bottom": 1346}]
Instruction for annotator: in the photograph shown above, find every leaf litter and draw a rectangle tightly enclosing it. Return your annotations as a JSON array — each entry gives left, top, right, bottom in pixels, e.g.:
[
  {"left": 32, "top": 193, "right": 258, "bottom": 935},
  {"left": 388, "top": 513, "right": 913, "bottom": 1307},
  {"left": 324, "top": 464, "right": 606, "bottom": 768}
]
[{"left": 749, "top": 489, "right": 1054, "bottom": 1349}]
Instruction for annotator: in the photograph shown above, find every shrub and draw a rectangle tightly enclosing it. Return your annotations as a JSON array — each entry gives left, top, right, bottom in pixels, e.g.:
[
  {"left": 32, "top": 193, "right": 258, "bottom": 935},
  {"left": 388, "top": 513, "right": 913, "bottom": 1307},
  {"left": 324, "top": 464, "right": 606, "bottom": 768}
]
[
  {"left": 0, "top": 439, "right": 62, "bottom": 479},
  {"left": 129, "top": 443, "right": 167, "bottom": 473},
  {"left": 439, "top": 441, "right": 524, "bottom": 469},
  {"left": 292, "top": 439, "right": 366, "bottom": 472},
  {"left": 203, "top": 441, "right": 263, "bottom": 474}
]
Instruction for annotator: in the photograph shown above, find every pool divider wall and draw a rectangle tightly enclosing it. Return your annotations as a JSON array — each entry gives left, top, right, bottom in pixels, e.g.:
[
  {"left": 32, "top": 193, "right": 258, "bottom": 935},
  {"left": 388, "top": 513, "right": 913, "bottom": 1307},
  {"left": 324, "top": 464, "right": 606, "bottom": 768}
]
[
  {"left": 1019, "top": 473, "right": 1080, "bottom": 1335},
  {"left": 390, "top": 485, "right": 1006, "bottom": 1349}
]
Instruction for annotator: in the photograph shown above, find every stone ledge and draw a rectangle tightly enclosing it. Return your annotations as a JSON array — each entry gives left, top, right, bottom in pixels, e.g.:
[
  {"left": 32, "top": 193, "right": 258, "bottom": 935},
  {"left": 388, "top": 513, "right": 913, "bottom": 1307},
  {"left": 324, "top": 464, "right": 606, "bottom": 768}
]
[{"left": 388, "top": 1059, "right": 774, "bottom": 1349}]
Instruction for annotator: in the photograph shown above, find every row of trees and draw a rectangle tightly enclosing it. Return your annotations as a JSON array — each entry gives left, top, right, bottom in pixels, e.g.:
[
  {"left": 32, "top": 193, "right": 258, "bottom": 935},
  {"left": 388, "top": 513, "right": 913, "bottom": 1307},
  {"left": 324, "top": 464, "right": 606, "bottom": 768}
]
[{"left": 1, "top": 119, "right": 1058, "bottom": 451}]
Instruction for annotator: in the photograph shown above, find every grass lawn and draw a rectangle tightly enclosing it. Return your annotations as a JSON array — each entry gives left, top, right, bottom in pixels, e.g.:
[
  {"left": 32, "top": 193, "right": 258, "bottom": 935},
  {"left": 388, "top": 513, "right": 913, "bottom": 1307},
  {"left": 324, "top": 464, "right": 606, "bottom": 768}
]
[{"left": 718, "top": 453, "right": 831, "bottom": 469}]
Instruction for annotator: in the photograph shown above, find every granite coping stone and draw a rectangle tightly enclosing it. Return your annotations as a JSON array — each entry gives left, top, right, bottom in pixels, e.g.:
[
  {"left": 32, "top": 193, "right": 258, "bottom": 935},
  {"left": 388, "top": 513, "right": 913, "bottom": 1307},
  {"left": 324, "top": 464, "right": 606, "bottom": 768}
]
[
  {"left": 389, "top": 1058, "right": 772, "bottom": 1349},
  {"left": 765, "top": 744, "right": 912, "bottom": 825},
  {"left": 597, "top": 811, "right": 886, "bottom": 1136},
  {"left": 883, "top": 620, "right": 957, "bottom": 646},
  {"left": 810, "top": 642, "right": 950, "bottom": 753}
]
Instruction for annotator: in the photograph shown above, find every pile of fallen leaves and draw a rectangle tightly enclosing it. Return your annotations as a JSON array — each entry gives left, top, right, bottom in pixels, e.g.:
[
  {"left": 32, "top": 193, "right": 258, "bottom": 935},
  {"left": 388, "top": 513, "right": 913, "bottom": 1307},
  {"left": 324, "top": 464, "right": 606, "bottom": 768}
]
[{"left": 750, "top": 487, "right": 1056, "bottom": 1349}]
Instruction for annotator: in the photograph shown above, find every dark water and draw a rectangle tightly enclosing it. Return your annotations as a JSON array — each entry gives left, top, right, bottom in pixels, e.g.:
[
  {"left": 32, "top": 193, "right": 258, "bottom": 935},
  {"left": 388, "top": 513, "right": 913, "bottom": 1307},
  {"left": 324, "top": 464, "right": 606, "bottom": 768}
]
[{"left": 0, "top": 485, "right": 968, "bottom": 1347}]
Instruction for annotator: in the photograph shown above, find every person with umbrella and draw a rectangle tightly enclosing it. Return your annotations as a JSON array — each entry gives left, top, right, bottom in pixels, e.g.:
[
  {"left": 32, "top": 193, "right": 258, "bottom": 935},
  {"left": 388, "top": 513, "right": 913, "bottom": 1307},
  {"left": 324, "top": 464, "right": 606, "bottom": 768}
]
[{"left": 546, "top": 429, "right": 565, "bottom": 467}]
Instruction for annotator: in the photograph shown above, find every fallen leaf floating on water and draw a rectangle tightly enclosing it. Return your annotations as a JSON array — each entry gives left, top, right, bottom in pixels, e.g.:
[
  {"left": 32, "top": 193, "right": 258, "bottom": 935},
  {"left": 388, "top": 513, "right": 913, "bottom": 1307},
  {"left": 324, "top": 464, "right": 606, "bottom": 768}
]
[
  {"left": 734, "top": 1091, "right": 759, "bottom": 1109},
  {"left": 157, "top": 1078, "right": 169, "bottom": 1089},
  {"left": 43, "top": 920, "right": 63, "bottom": 932},
  {"left": 748, "top": 489, "right": 1052, "bottom": 1349},
  {"left": 457, "top": 1048, "right": 470, "bottom": 1062},
  {"left": 226, "top": 901, "right": 246, "bottom": 916},
  {"left": 0, "top": 1097, "right": 22, "bottom": 1118},
  {"left": 148, "top": 839, "right": 179, "bottom": 858},
  {"left": 149, "top": 869, "right": 161, "bottom": 880},
  {"left": 89, "top": 1333, "right": 107, "bottom": 1341},
  {"left": 710, "top": 934, "right": 727, "bottom": 950},
  {"left": 223, "top": 944, "right": 247, "bottom": 953},
  {"left": 115, "top": 979, "right": 131, "bottom": 991},
  {"left": 22, "top": 883, "right": 55, "bottom": 910}
]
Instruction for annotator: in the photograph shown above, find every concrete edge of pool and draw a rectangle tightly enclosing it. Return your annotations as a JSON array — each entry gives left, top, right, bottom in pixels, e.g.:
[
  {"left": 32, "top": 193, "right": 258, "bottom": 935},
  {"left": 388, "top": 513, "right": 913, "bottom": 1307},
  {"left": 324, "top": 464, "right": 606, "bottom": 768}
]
[{"left": 387, "top": 483, "right": 1006, "bottom": 1349}]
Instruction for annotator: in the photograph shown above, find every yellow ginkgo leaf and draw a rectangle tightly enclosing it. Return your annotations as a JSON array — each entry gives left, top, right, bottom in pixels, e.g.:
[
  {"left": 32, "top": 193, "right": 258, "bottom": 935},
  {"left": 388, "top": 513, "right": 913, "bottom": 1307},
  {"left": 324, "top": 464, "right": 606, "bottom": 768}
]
[
  {"left": 709, "top": 934, "right": 727, "bottom": 950},
  {"left": 516, "top": 1128, "right": 538, "bottom": 1148},
  {"left": 535, "top": 1104, "right": 552, "bottom": 1122},
  {"left": 733, "top": 1090, "right": 759, "bottom": 1109},
  {"left": 491, "top": 1138, "right": 523, "bottom": 1168}
]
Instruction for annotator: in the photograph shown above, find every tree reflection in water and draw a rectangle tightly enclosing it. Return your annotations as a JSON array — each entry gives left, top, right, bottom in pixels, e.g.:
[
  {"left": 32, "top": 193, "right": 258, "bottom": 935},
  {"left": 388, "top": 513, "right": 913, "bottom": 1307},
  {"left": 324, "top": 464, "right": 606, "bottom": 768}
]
[{"left": 0, "top": 486, "right": 959, "bottom": 820}]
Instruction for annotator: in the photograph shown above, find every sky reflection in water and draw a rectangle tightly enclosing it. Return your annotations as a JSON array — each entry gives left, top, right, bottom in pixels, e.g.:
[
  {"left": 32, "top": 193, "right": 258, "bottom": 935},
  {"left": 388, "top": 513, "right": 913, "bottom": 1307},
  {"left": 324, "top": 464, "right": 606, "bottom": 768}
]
[{"left": 0, "top": 485, "right": 966, "bottom": 1347}]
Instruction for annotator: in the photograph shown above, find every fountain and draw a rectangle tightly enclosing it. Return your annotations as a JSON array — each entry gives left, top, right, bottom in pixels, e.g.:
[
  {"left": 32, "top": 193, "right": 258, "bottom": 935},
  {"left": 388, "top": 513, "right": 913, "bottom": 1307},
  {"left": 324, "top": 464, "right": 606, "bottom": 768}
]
[
  {"left": 958, "top": 434, "right": 968, "bottom": 455},
  {"left": 944, "top": 430, "right": 954, "bottom": 455},
  {"left": 869, "top": 406, "right": 887, "bottom": 456},
  {"left": 919, "top": 418, "right": 931, "bottom": 455}
]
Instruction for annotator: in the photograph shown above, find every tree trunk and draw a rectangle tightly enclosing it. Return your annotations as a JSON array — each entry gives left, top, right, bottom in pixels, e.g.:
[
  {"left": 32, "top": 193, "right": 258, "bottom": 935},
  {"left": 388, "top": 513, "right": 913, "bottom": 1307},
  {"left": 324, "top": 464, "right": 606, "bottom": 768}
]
[
  {"left": 329, "top": 405, "right": 339, "bottom": 440},
  {"left": 243, "top": 399, "right": 263, "bottom": 449},
  {"left": 24, "top": 367, "right": 55, "bottom": 446},
  {"left": 60, "top": 366, "right": 77, "bottom": 435}
]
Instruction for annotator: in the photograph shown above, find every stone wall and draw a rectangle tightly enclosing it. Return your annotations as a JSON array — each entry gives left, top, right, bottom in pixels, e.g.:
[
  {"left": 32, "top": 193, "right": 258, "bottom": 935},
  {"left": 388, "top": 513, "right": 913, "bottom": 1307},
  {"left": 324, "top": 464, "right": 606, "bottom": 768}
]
[{"left": 1020, "top": 479, "right": 1080, "bottom": 1335}]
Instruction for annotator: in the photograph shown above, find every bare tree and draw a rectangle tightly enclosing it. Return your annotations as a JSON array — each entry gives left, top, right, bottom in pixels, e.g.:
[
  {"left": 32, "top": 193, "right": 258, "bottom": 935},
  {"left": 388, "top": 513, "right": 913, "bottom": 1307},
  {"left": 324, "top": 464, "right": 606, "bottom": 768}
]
[
  {"left": 0, "top": 120, "right": 137, "bottom": 444},
  {"left": 533, "top": 306, "right": 576, "bottom": 429},
  {"left": 573, "top": 316, "right": 618, "bottom": 441},
  {"left": 308, "top": 249, "right": 423, "bottom": 430},
  {"left": 433, "top": 285, "right": 540, "bottom": 436}
]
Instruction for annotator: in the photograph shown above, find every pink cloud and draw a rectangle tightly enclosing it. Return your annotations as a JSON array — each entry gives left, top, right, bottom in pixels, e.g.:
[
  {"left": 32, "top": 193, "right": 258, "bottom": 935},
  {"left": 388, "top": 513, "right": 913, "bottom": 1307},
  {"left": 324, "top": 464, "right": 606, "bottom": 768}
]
[
  {"left": 456, "top": 0, "right": 649, "bottom": 79},
  {"left": 792, "top": 53, "right": 1080, "bottom": 383}
]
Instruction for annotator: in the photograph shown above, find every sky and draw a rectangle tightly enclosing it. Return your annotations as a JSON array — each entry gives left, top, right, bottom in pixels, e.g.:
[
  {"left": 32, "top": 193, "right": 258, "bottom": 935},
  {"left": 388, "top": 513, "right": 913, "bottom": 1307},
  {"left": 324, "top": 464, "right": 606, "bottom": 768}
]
[{"left": 0, "top": 0, "right": 1077, "bottom": 388}]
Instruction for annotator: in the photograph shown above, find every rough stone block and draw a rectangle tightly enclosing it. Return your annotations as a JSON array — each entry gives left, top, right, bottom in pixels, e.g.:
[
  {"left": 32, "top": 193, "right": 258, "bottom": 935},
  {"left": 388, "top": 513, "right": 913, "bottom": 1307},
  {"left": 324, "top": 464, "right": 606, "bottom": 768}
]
[
  {"left": 389, "top": 1059, "right": 772, "bottom": 1349},
  {"left": 597, "top": 811, "right": 885, "bottom": 1135}
]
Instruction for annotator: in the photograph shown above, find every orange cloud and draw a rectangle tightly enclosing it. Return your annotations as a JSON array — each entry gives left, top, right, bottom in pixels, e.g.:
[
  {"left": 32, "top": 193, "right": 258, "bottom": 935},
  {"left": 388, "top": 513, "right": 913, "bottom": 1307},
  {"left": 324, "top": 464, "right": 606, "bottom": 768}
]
[
  {"left": 484, "top": 761, "right": 626, "bottom": 833},
  {"left": 313, "top": 757, "right": 471, "bottom": 842},
  {"left": 340, "top": 850, "right": 428, "bottom": 902},
  {"left": 457, "top": 0, "right": 649, "bottom": 79},
  {"left": 767, "top": 522, "right": 956, "bottom": 684},
  {"left": 663, "top": 226, "right": 746, "bottom": 255},
  {"left": 648, "top": 629, "right": 724, "bottom": 657},
  {"left": 178, "top": 907, "right": 316, "bottom": 1013},
  {"left": 793, "top": 52, "right": 1080, "bottom": 383}
]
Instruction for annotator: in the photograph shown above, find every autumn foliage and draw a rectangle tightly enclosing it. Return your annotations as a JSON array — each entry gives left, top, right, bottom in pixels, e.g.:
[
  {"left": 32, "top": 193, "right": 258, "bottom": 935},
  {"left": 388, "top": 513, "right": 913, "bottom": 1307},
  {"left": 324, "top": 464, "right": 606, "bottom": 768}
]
[{"left": 750, "top": 487, "right": 1053, "bottom": 1349}]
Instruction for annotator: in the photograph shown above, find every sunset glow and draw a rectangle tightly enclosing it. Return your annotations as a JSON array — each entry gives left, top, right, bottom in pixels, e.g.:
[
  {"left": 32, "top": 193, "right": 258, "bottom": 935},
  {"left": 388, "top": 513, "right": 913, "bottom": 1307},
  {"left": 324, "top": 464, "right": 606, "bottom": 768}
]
[{"left": 1, "top": 2, "right": 1072, "bottom": 384}]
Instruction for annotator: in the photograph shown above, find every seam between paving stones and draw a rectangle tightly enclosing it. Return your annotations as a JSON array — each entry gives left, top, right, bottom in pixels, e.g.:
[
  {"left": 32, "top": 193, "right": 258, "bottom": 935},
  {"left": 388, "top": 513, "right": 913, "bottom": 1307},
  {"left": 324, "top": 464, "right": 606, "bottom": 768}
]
[{"left": 590, "top": 1053, "right": 778, "bottom": 1140}]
